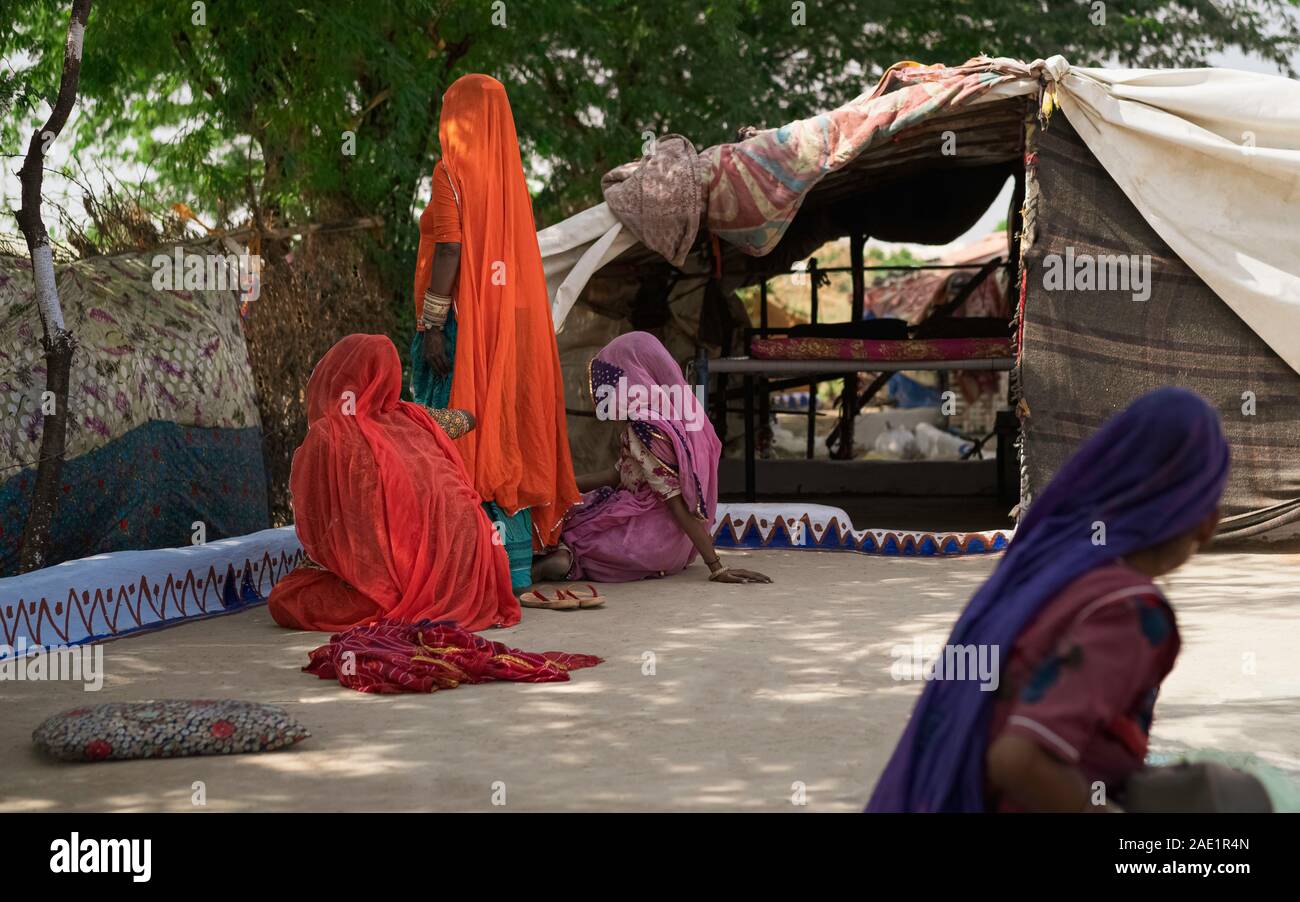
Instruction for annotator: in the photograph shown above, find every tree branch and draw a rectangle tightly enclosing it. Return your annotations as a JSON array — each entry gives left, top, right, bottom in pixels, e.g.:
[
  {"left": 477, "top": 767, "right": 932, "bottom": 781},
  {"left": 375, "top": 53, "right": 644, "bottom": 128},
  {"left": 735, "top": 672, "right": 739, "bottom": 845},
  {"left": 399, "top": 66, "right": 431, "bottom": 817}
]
[{"left": 12, "top": 0, "right": 93, "bottom": 574}]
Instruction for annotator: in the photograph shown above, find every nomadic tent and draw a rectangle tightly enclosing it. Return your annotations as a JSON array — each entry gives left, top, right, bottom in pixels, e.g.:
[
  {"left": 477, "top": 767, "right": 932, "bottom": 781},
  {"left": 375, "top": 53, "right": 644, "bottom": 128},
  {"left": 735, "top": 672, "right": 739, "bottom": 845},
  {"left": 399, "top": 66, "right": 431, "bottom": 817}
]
[
  {"left": 539, "top": 56, "right": 1300, "bottom": 540},
  {"left": 0, "top": 240, "right": 270, "bottom": 574}
]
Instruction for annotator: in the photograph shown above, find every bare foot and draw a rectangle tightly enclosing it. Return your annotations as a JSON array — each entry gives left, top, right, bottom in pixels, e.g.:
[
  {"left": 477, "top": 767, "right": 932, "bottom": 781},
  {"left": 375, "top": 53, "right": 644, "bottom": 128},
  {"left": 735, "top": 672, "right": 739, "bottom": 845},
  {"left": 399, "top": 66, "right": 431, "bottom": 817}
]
[{"left": 530, "top": 547, "right": 573, "bottom": 583}]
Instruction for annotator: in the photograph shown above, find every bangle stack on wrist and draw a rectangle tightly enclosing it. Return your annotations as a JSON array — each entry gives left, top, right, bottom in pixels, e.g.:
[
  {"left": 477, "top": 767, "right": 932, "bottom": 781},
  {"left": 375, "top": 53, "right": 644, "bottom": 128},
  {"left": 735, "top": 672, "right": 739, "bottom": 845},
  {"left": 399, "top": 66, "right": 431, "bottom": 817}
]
[
  {"left": 705, "top": 557, "right": 728, "bottom": 581},
  {"left": 420, "top": 291, "right": 452, "bottom": 330}
]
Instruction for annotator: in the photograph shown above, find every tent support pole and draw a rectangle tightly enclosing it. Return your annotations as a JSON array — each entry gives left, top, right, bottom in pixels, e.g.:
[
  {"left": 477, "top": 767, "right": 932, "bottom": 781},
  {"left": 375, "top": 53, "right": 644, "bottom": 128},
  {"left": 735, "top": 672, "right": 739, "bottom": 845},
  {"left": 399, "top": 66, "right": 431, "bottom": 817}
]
[
  {"left": 743, "top": 374, "right": 756, "bottom": 501},
  {"left": 838, "top": 231, "right": 867, "bottom": 459}
]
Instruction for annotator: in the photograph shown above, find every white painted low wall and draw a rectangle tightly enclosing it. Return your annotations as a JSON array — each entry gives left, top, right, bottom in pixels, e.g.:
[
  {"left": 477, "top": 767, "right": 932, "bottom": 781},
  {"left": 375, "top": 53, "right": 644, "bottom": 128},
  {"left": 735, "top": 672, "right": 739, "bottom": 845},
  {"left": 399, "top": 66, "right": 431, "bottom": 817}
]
[
  {"left": 0, "top": 527, "right": 303, "bottom": 658},
  {"left": 0, "top": 504, "right": 1014, "bottom": 658}
]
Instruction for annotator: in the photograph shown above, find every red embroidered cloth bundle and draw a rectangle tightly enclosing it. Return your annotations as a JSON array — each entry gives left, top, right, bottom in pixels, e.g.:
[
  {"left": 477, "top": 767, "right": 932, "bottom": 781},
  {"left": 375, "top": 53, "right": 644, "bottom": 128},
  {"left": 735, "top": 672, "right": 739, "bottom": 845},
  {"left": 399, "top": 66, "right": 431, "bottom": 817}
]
[{"left": 305, "top": 619, "right": 602, "bottom": 694}]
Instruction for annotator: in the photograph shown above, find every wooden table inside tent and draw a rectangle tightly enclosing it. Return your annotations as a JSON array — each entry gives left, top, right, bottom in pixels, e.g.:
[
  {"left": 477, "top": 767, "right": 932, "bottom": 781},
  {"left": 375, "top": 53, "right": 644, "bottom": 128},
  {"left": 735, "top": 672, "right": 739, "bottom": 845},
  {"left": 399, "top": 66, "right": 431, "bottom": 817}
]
[
  {"left": 695, "top": 344, "right": 1016, "bottom": 503},
  {"left": 690, "top": 249, "right": 1019, "bottom": 502}
]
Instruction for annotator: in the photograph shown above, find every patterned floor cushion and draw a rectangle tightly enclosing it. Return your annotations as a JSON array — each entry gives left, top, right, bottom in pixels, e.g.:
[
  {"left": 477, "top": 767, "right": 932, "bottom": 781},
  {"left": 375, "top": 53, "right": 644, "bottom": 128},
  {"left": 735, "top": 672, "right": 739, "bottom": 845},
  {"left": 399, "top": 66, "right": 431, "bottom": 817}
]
[{"left": 33, "top": 700, "right": 310, "bottom": 762}]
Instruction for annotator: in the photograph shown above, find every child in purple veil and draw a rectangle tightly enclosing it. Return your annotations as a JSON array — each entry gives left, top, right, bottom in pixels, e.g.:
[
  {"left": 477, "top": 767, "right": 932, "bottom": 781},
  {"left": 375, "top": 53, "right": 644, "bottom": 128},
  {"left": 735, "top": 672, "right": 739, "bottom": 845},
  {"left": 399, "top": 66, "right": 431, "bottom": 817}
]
[
  {"left": 529, "top": 331, "right": 770, "bottom": 595},
  {"left": 867, "top": 387, "right": 1229, "bottom": 812}
]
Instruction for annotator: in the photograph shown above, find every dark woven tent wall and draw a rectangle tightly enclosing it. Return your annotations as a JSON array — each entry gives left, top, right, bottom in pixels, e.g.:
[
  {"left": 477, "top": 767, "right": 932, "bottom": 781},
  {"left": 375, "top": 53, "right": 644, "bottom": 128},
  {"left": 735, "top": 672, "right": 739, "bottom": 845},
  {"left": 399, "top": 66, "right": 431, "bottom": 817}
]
[{"left": 1019, "top": 117, "right": 1300, "bottom": 529}]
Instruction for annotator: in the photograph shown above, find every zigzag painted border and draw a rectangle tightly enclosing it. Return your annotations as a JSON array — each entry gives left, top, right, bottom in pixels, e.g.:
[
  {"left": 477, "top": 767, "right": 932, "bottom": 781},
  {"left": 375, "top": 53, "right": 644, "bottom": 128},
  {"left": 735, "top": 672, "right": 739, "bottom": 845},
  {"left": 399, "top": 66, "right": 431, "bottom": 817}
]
[
  {"left": 0, "top": 528, "right": 303, "bottom": 658},
  {"left": 1, "top": 506, "right": 1010, "bottom": 658},
  {"left": 711, "top": 504, "right": 1011, "bottom": 557}
]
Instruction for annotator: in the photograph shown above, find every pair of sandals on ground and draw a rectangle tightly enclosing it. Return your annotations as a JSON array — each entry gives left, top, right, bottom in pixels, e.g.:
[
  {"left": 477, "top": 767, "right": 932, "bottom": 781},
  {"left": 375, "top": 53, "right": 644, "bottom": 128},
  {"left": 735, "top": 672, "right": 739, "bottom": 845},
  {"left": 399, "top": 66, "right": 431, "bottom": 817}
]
[{"left": 518, "top": 546, "right": 603, "bottom": 610}]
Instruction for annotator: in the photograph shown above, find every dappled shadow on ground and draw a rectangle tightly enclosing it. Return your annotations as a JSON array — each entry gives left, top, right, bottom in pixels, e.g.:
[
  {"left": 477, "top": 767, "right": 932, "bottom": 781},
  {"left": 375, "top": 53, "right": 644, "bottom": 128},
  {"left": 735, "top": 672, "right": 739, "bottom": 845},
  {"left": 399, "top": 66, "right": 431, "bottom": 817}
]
[{"left": 1, "top": 548, "right": 1293, "bottom": 811}]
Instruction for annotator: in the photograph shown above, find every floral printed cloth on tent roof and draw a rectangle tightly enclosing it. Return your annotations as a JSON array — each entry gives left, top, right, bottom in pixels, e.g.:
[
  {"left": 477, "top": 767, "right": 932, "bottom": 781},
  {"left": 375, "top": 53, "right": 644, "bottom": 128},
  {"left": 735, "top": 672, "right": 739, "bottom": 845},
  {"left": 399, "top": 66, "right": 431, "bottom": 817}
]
[
  {"left": 597, "top": 57, "right": 1039, "bottom": 267},
  {"left": 0, "top": 244, "right": 268, "bottom": 572},
  {"left": 697, "top": 58, "right": 1039, "bottom": 256},
  {"left": 0, "top": 244, "right": 260, "bottom": 469}
]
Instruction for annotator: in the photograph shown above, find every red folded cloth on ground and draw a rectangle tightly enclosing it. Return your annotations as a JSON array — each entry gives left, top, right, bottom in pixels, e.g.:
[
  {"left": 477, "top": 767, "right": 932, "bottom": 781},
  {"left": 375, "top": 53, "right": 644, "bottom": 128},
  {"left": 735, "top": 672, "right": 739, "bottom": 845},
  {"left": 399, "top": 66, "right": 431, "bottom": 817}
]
[{"left": 304, "top": 619, "right": 602, "bottom": 694}]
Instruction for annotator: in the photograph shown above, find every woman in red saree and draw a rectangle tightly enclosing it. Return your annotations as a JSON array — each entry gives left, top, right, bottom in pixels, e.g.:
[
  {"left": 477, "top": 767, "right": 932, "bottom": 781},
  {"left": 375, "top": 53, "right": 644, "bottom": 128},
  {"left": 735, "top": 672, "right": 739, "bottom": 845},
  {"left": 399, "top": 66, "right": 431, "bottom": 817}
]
[{"left": 267, "top": 334, "right": 520, "bottom": 633}]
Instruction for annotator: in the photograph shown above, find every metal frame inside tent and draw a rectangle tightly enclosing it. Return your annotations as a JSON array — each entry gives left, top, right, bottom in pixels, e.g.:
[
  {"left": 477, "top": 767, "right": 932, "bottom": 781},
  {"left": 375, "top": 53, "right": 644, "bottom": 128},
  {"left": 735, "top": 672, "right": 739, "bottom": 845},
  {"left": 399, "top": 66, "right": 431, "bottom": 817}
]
[{"left": 698, "top": 254, "right": 1018, "bottom": 502}]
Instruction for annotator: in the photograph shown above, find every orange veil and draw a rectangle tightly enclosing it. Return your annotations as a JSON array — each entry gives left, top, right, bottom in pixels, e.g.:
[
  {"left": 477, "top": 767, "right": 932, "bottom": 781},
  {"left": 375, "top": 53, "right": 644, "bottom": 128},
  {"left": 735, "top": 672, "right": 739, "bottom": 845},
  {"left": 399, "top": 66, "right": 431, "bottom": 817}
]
[
  {"left": 267, "top": 334, "right": 519, "bottom": 633},
  {"left": 432, "top": 74, "right": 579, "bottom": 546}
]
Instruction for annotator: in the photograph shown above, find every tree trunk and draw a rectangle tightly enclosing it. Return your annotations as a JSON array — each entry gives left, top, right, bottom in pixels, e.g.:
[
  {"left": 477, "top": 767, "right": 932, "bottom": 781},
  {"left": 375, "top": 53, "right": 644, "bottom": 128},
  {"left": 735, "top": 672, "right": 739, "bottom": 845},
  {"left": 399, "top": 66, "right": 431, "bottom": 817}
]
[{"left": 13, "top": 0, "right": 93, "bottom": 573}]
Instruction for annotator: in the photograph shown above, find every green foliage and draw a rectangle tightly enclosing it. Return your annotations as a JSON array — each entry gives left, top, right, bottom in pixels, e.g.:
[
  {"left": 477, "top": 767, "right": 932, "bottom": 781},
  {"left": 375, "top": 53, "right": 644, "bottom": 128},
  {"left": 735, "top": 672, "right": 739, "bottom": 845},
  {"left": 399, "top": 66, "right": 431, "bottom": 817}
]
[
  {"left": 0, "top": 70, "right": 25, "bottom": 120},
  {"left": 5, "top": 0, "right": 1298, "bottom": 310}
]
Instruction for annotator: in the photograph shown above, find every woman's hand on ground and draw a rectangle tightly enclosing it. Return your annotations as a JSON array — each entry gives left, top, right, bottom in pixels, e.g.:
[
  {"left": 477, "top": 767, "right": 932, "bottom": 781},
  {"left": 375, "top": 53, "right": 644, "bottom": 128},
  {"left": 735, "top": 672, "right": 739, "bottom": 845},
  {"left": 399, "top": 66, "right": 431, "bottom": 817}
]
[
  {"left": 422, "top": 331, "right": 451, "bottom": 376},
  {"left": 710, "top": 567, "right": 772, "bottom": 584}
]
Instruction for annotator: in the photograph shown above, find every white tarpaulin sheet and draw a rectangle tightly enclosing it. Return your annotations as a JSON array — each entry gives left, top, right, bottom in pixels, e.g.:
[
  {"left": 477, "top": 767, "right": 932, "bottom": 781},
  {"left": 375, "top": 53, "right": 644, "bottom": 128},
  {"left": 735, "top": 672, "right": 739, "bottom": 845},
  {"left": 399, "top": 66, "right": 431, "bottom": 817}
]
[
  {"left": 539, "top": 56, "right": 1300, "bottom": 374},
  {"left": 539, "top": 201, "right": 637, "bottom": 330},
  {"left": 1050, "top": 61, "right": 1300, "bottom": 374}
]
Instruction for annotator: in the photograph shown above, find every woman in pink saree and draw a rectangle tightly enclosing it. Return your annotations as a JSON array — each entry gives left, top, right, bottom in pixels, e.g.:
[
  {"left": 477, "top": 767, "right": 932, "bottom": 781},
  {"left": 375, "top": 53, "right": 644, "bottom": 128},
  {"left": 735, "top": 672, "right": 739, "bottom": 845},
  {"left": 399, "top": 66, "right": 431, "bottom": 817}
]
[{"left": 532, "top": 332, "right": 770, "bottom": 592}]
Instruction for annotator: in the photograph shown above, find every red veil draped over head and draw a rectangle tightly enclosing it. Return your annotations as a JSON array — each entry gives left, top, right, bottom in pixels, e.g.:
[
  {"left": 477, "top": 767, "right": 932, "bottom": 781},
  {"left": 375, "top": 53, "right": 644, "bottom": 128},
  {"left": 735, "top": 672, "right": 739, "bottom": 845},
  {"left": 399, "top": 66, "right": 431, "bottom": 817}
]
[
  {"left": 267, "top": 334, "right": 520, "bottom": 633},
  {"left": 434, "top": 74, "right": 579, "bottom": 546}
]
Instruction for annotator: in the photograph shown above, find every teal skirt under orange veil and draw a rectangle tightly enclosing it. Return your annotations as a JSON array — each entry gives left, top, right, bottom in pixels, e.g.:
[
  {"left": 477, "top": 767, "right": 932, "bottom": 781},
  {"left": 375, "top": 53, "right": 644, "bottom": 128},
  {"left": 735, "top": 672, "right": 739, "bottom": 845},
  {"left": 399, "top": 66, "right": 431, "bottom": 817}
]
[{"left": 411, "top": 315, "right": 533, "bottom": 591}]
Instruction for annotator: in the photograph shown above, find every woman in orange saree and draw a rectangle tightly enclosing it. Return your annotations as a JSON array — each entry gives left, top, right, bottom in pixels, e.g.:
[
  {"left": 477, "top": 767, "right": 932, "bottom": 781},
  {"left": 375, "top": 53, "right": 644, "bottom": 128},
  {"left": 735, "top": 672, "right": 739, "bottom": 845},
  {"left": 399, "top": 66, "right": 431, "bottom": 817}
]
[
  {"left": 411, "top": 74, "right": 579, "bottom": 591},
  {"left": 267, "top": 334, "right": 520, "bottom": 633}
]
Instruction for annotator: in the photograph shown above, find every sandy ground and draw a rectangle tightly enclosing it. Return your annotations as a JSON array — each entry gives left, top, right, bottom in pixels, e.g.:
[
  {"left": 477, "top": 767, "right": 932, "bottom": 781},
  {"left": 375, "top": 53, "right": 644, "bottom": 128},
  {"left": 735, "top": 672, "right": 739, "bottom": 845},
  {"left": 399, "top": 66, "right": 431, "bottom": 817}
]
[{"left": 1, "top": 547, "right": 1297, "bottom": 812}]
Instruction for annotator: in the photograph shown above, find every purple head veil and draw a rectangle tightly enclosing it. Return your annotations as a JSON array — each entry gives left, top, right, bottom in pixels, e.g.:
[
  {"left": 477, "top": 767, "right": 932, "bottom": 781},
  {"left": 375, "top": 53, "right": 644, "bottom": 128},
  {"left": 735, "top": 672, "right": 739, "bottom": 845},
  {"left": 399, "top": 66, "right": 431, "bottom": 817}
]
[
  {"left": 866, "top": 387, "right": 1230, "bottom": 812},
  {"left": 589, "top": 331, "right": 721, "bottom": 522}
]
